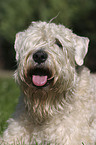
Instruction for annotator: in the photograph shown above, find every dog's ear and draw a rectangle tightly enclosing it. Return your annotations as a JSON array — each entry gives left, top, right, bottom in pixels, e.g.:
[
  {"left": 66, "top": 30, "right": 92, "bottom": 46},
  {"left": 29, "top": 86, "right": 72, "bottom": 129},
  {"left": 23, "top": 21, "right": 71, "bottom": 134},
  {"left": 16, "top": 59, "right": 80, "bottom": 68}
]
[
  {"left": 73, "top": 34, "right": 89, "bottom": 66},
  {"left": 14, "top": 32, "right": 24, "bottom": 61}
]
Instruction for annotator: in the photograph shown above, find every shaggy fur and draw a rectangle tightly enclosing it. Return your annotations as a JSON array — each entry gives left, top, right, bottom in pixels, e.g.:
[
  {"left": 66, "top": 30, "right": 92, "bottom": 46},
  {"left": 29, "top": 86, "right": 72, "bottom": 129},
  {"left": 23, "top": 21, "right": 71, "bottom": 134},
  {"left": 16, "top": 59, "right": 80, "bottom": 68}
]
[{"left": 0, "top": 21, "right": 96, "bottom": 145}]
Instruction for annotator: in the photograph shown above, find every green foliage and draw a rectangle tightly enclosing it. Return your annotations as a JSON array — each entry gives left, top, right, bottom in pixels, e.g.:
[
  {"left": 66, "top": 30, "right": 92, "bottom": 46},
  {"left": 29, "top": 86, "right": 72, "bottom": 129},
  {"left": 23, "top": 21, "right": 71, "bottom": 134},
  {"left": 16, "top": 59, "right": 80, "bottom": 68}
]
[
  {"left": 0, "top": 77, "right": 19, "bottom": 134},
  {"left": 0, "top": 0, "right": 96, "bottom": 42},
  {"left": 0, "top": 0, "right": 33, "bottom": 42}
]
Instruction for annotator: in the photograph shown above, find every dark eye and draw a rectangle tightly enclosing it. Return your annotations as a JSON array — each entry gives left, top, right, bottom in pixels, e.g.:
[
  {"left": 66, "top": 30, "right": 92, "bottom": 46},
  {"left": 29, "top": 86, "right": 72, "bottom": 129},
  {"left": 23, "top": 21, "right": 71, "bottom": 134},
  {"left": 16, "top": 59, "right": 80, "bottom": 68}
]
[{"left": 55, "top": 38, "right": 63, "bottom": 48}]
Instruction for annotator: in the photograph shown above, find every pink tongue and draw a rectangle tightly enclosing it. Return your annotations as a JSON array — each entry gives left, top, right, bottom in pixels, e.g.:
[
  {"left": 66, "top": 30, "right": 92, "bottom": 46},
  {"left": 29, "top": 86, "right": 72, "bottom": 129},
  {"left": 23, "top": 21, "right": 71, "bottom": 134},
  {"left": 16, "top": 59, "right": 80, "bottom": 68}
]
[{"left": 32, "top": 75, "right": 47, "bottom": 86}]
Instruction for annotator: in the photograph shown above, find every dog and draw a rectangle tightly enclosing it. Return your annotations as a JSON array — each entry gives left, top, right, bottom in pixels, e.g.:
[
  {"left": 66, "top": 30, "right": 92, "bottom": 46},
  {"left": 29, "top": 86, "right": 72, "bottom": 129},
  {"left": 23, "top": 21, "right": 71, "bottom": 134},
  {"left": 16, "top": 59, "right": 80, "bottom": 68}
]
[{"left": 0, "top": 21, "right": 96, "bottom": 145}]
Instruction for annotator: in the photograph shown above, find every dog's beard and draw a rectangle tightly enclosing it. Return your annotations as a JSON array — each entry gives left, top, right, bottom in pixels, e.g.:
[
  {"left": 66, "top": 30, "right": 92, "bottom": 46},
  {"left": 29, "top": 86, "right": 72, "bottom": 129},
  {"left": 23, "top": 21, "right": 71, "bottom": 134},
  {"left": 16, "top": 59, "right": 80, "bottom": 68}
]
[{"left": 23, "top": 85, "right": 66, "bottom": 124}]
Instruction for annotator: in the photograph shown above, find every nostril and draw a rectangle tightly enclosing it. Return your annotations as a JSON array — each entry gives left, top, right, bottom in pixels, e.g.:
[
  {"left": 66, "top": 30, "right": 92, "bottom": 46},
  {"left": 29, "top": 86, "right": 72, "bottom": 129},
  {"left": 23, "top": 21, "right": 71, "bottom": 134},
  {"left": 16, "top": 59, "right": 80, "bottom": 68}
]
[
  {"left": 41, "top": 53, "right": 47, "bottom": 61},
  {"left": 33, "top": 54, "right": 38, "bottom": 62},
  {"left": 41, "top": 55, "right": 45, "bottom": 59},
  {"left": 33, "top": 50, "right": 48, "bottom": 64},
  {"left": 34, "top": 54, "right": 38, "bottom": 59}
]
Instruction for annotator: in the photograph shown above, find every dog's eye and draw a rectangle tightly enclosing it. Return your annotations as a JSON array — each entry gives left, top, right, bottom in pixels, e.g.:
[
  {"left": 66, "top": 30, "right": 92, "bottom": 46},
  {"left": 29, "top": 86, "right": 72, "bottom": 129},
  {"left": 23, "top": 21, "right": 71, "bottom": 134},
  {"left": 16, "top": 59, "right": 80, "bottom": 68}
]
[{"left": 55, "top": 39, "right": 63, "bottom": 48}]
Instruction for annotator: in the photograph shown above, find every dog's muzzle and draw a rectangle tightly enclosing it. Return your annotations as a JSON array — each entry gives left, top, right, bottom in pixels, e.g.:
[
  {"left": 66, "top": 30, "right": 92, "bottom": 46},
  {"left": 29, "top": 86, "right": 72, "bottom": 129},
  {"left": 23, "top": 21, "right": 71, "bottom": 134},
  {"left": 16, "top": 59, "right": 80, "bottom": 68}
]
[{"left": 25, "top": 50, "right": 54, "bottom": 88}]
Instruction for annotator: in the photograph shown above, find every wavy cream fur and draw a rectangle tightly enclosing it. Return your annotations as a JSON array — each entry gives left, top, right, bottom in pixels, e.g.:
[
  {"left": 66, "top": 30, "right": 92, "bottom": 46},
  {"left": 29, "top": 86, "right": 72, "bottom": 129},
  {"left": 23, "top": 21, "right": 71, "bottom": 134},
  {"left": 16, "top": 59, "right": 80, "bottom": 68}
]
[{"left": 0, "top": 21, "right": 96, "bottom": 145}]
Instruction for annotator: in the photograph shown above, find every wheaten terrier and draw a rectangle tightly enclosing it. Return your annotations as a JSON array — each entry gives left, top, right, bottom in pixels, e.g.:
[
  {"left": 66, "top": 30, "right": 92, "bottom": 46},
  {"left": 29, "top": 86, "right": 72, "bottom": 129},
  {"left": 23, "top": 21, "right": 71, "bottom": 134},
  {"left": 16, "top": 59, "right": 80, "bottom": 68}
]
[{"left": 0, "top": 21, "right": 96, "bottom": 145}]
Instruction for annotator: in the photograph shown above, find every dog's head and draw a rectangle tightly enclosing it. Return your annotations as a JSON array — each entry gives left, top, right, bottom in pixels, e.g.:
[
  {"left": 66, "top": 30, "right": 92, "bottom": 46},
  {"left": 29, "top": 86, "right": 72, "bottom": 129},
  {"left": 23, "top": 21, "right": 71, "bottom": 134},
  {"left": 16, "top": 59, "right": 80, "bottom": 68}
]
[{"left": 14, "top": 21, "right": 89, "bottom": 92}]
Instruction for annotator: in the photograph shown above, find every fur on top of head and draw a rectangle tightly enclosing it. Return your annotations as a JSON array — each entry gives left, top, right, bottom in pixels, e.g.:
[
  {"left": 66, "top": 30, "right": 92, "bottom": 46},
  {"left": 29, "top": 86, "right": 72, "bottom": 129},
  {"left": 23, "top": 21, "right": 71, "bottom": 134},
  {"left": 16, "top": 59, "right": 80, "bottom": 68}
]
[{"left": 15, "top": 21, "right": 89, "bottom": 66}]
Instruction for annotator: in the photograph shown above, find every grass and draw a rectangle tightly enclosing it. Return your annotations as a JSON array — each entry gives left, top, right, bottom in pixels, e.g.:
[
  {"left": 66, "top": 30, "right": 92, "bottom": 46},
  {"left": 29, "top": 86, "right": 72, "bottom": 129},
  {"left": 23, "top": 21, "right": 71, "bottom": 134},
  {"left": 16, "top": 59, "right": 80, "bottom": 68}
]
[{"left": 0, "top": 76, "right": 20, "bottom": 135}]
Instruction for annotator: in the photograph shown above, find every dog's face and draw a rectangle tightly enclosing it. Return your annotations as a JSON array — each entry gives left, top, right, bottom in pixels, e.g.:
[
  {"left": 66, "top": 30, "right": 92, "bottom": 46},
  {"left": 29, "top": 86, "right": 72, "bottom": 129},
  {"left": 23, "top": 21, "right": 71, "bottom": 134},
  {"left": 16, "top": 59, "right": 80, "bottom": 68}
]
[
  {"left": 15, "top": 22, "right": 89, "bottom": 105},
  {"left": 15, "top": 22, "right": 89, "bottom": 92}
]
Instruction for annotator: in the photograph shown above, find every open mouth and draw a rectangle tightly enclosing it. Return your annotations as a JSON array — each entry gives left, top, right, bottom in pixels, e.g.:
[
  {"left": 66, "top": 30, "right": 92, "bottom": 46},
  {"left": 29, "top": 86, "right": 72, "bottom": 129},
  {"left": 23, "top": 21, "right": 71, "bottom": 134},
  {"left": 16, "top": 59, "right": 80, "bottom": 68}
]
[{"left": 27, "top": 68, "right": 54, "bottom": 88}]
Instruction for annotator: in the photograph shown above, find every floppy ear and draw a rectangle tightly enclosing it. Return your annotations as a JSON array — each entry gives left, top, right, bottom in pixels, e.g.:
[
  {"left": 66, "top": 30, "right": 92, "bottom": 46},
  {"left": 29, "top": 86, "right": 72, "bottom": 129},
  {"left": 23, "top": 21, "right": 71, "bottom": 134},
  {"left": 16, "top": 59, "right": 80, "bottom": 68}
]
[
  {"left": 73, "top": 34, "right": 89, "bottom": 66},
  {"left": 14, "top": 32, "right": 24, "bottom": 61}
]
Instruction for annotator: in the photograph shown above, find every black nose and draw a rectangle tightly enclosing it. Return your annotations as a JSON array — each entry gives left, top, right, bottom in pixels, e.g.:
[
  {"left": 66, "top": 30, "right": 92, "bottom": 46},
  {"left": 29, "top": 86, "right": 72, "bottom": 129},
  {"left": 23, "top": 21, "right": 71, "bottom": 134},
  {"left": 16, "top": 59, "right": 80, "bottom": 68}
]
[{"left": 33, "top": 50, "right": 48, "bottom": 64}]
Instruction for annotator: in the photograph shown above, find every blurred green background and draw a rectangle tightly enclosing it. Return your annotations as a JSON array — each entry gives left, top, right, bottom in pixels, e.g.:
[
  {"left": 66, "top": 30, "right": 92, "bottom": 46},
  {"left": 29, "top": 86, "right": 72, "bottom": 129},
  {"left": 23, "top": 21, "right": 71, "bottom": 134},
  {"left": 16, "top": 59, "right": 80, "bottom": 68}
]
[
  {"left": 0, "top": 77, "right": 20, "bottom": 134},
  {"left": 0, "top": 0, "right": 96, "bottom": 136},
  {"left": 0, "top": 0, "right": 96, "bottom": 71}
]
